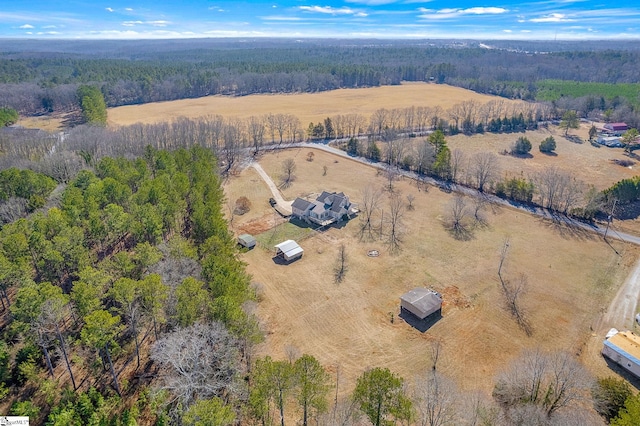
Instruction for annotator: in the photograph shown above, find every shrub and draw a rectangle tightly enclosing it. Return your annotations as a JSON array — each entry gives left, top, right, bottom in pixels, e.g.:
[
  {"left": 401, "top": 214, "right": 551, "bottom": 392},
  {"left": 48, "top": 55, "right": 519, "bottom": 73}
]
[
  {"left": 539, "top": 136, "right": 557, "bottom": 153},
  {"left": 511, "top": 136, "right": 532, "bottom": 155},
  {"left": 592, "top": 377, "right": 632, "bottom": 421},
  {"left": 234, "top": 196, "right": 251, "bottom": 215}
]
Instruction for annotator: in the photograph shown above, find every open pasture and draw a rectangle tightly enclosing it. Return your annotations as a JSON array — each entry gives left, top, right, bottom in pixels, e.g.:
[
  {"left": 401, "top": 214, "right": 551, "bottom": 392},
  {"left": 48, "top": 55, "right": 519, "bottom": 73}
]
[
  {"left": 224, "top": 147, "right": 638, "bottom": 394},
  {"left": 107, "top": 82, "right": 523, "bottom": 127},
  {"left": 445, "top": 123, "right": 637, "bottom": 191}
]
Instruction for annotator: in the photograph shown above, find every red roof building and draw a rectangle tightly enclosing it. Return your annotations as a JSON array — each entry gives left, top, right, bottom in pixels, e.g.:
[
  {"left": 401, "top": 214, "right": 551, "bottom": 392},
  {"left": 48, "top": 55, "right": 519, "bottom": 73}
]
[{"left": 604, "top": 122, "right": 629, "bottom": 133}]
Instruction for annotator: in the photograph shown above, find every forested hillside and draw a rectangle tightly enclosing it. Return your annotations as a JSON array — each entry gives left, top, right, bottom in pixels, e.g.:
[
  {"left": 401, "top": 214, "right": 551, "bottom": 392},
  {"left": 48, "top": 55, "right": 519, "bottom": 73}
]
[{"left": 0, "top": 146, "right": 260, "bottom": 424}]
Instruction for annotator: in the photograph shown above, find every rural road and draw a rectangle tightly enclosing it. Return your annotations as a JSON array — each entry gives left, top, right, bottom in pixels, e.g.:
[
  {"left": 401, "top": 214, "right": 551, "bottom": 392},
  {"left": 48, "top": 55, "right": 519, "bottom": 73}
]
[
  {"left": 601, "top": 258, "right": 640, "bottom": 331},
  {"left": 250, "top": 141, "right": 640, "bottom": 329}
]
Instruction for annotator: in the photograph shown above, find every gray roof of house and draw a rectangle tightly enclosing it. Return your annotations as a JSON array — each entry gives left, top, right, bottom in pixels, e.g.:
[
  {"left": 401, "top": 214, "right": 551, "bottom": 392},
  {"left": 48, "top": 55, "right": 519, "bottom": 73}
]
[
  {"left": 292, "top": 198, "right": 313, "bottom": 210},
  {"left": 316, "top": 191, "right": 333, "bottom": 204}
]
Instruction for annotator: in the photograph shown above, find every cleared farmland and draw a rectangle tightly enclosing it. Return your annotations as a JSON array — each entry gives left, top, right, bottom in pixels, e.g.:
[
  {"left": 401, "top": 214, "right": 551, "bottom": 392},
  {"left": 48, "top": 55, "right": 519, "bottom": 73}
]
[{"left": 107, "top": 82, "right": 524, "bottom": 127}]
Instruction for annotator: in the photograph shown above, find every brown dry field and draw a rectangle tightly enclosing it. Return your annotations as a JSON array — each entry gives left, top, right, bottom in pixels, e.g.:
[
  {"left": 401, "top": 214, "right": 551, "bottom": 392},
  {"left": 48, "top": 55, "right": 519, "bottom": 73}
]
[
  {"left": 107, "top": 82, "right": 522, "bottom": 127},
  {"left": 16, "top": 115, "right": 65, "bottom": 132},
  {"left": 447, "top": 123, "right": 637, "bottom": 191},
  {"left": 224, "top": 147, "right": 639, "bottom": 396}
]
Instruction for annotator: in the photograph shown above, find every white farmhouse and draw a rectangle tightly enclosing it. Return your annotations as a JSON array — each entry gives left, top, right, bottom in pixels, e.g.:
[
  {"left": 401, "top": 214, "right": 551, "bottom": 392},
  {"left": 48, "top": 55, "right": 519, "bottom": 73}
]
[{"left": 291, "top": 191, "right": 357, "bottom": 226}]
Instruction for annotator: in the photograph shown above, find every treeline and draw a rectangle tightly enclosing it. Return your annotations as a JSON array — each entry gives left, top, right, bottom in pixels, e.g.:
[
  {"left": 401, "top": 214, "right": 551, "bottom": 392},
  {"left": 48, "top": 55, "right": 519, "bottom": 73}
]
[
  {"left": 2, "top": 40, "right": 640, "bottom": 117},
  {"left": 341, "top": 130, "right": 603, "bottom": 220},
  {"left": 0, "top": 147, "right": 258, "bottom": 423}
]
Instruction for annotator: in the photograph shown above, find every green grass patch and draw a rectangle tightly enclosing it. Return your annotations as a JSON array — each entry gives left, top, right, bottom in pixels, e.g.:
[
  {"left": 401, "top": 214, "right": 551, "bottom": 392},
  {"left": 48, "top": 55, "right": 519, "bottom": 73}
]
[
  {"left": 536, "top": 80, "right": 640, "bottom": 106},
  {"left": 255, "top": 220, "right": 315, "bottom": 250}
]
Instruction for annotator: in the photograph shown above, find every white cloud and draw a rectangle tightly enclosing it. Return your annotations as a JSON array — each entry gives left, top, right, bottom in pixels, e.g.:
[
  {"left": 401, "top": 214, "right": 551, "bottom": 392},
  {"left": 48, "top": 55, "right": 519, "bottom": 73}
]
[
  {"left": 418, "top": 6, "right": 508, "bottom": 20},
  {"left": 464, "top": 7, "right": 508, "bottom": 15},
  {"left": 19, "top": 24, "right": 34, "bottom": 29},
  {"left": 106, "top": 7, "right": 114, "bottom": 12},
  {"left": 43, "top": 25, "right": 57, "bottom": 29},
  {"left": 503, "top": 29, "right": 512, "bottom": 32},
  {"left": 530, "top": 13, "right": 575, "bottom": 23},
  {"left": 299, "top": 6, "right": 361, "bottom": 15},
  {"left": 125, "top": 8, "right": 133, "bottom": 11},
  {"left": 25, "top": 31, "right": 32, "bottom": 35},
  {"left": 122, "top": 20, "right": 170, "bottom": 27}
]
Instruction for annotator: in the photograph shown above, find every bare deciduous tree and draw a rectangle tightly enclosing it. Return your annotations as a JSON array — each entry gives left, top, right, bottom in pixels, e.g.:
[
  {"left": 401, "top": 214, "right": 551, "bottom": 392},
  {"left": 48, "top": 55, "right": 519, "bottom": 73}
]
[
  {"left": 449, "top": 148, "right": 466, "bottom": 184},
  {"left": 387, "top": 192, "right": 405, "bottom": 253},
  {"left": 413, "top": 371, "right": 460, "bottom": 426},
  {"left": 248, "top": 115, "right": 266, "bottom": 154},
  {"left": 359, "top": 185, "right": 383, "bottom": 241},
  {"left": 415, "top": 140, "right": 436, "bottom": 176},
  {"left": 470, "top": 152, "right": 499, "bottom": 192},
  {"left": 384, "top": 163, "right": 399, "bottom": 191},
  {"left": 280, "top": 158, "right": 297, "bottom": 188},
  {"left": 446, "top": 196, "right": 471, "bottom": 240},
  {"left": 497, "top": 240, "right": 531, "bottom": 336},
  {"left": 151, "top": 322, "right": 238, "bottom": 407},
  {"left": 493, "top": 350, "right": 593, "bottom": 419},
  {"left": 334, "top": 244, "right": 348, "bottom": 284},
  {"left": 534, "top": 166, "right": 585, "bottom": 213}
]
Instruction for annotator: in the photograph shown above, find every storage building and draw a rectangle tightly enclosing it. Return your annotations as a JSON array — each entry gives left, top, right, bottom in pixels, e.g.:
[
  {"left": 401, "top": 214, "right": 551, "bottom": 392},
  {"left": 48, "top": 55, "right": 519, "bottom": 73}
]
[
  {"left": 274, "top": 240, "right": 303, "bottom": 262},
  {"left": 238, "top": 234, "right": 257, "bottom": 249},
  {"left": 400, "top": 288, "right": 443, "bottom": 320}
]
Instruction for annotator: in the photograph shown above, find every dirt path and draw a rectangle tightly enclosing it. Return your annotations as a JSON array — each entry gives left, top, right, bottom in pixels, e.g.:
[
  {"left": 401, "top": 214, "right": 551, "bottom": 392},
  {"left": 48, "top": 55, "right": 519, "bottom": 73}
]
[
  {"left": 601, "top": 257, "right": 640, "bottom": 331},
  {"left": 250, "top": 162, "right": 293, "bottom": 215}
]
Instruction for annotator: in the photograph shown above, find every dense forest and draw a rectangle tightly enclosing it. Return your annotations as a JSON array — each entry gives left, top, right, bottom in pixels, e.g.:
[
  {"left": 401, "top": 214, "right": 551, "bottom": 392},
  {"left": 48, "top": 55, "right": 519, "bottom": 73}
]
[{"left": 1, "top": 38, "right": 640, "bottom": 124}]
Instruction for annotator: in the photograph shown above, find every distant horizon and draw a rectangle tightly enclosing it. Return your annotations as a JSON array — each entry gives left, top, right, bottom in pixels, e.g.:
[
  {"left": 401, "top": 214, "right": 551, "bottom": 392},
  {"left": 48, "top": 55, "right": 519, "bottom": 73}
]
[{"left": 1, "top": 1, "right": 639, "bottom": 41}]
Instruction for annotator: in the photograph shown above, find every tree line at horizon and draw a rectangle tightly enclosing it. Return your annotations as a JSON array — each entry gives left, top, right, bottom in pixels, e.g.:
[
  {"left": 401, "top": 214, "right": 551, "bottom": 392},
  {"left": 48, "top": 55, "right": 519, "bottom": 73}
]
[{"left": 2, "top": 43, "right": 640, "bottom": 127}]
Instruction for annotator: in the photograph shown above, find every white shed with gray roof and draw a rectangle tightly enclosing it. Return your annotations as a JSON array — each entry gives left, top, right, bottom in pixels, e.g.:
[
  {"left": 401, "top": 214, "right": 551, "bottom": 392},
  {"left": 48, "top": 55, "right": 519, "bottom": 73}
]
[{"left": 400, "top": 288, "right": 442, "bottom": 319}]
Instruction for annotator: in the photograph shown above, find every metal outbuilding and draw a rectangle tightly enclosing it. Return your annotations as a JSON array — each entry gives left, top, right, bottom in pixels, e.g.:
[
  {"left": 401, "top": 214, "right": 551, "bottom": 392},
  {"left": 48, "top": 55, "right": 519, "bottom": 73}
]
[
  {"left": 274, "top": 240, "right": 303, "bottom": 262},
  {"left": 238, "top": 234, "right": 257, "bottom": 249},
  {"left": 400, "top": 288, "right": 443, "bottom": 320}
]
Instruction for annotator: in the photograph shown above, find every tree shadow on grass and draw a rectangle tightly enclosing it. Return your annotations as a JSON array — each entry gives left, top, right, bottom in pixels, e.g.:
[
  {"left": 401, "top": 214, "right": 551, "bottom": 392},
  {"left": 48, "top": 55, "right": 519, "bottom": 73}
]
[
  {"left": 445, "top": 223, "right": 474, "bottom": 241},
  {"left": 399, "top": 308, "right": 442, "bottom": 333},
  {"left": 539, "top": 214, "right": 597, "bottom": 242},
  {"left": 539, "top": 151, "right": 558, "bottom": 157}
]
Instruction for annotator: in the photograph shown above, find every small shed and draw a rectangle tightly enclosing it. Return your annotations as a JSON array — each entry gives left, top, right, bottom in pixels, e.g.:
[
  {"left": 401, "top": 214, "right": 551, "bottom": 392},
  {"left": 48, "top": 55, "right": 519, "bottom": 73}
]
[
  {"left": 274, "top": 240, "right": 303, "bottom": 262},
  {"left": 238, "top": 234, "right": 257, "bottom": 249},
  {"left": 603, "top": 328, "right": 640, "bottom": 378},
  {"left": 400, "top": 288, "right": 442, "bottom": 320}
]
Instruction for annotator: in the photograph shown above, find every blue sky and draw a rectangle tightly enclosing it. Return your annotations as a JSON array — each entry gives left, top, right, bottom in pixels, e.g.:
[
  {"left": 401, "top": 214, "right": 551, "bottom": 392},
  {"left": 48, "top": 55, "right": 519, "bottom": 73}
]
[{"left": 1, "top": 0, "right": 639, "bottom": 40}]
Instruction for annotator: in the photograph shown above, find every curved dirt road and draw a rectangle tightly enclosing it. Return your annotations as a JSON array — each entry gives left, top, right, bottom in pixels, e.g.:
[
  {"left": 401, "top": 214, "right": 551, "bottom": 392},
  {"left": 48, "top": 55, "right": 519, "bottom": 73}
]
[{"left": 250, "top": 162, "right": 293, "bottom": 215}]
